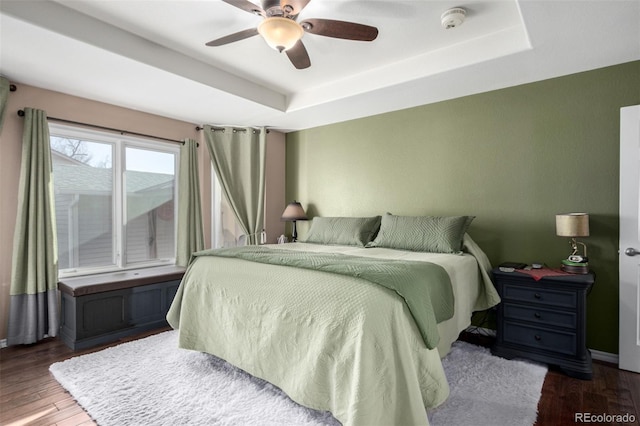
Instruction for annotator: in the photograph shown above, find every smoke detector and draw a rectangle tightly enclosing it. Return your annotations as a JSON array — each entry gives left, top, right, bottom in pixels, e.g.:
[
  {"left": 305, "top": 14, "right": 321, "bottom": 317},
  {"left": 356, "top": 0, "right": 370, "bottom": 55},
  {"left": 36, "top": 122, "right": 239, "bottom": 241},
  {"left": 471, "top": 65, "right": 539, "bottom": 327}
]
[{"left": 441, "top": 7, "right": 466, "bottom": 29}]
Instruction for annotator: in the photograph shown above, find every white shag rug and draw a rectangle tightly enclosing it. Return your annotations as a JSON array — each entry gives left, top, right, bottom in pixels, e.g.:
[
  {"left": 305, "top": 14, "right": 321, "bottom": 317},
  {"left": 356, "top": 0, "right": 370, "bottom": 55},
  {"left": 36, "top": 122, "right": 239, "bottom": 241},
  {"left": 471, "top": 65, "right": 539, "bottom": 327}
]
[
  {"left": 49, "top": 331, "right": 547, "bottom": 426},
  {"left": 428, "top": 340, "right": 547, "bottom": 426}
]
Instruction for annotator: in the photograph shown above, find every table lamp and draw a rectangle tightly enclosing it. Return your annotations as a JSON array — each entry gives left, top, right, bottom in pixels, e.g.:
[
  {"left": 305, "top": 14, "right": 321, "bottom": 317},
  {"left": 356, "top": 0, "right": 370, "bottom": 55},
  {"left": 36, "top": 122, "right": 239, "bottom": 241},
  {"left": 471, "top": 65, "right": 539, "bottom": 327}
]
[
  {"left": 281, "top": 201, "right": 307, "bottom": 242},
  {"left": 555, "top": 213, "right": 590, "bottom": 274}
]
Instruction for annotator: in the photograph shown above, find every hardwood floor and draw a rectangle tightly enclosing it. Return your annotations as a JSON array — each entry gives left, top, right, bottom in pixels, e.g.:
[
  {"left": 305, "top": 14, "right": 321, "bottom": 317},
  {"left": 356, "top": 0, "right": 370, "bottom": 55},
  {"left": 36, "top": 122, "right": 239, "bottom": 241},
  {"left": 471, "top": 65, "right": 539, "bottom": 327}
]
[
  {"left": 460, "top": 332, "right": 640, "bottom": 426},
  {"left": 536, "top": 363, "right": 640, "bottom": 425},
  {"left": 0, "top": 328, "right": 171, "bottom": 426},
  {"left": 1, "top": 329, "right": 638, "bottom": 426}
]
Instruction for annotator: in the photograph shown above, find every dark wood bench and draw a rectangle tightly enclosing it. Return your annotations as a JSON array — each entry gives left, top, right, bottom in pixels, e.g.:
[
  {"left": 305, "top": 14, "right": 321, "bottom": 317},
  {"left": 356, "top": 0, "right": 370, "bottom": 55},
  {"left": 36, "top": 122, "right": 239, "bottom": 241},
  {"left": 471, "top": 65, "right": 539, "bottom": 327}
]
[{"left": 58, "top": 265, "right": 185, "bottom": 350}]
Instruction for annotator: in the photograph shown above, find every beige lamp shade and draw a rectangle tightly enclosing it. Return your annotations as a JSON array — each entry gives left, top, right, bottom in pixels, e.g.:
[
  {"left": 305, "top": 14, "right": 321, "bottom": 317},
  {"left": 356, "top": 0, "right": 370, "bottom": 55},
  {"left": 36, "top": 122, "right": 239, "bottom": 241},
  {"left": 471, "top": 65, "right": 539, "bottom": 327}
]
[
  {"left": 281, "top": 201, "right": 307, "bottom": 221},
  {"left": 556, "top": 213, "right": 590, "bottom": 237}
]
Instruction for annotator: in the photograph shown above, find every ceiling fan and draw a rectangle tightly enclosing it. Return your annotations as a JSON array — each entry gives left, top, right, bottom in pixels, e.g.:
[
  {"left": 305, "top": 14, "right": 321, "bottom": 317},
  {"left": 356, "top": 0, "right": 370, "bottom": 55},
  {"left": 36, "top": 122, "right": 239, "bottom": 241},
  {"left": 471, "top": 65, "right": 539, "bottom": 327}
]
[{"left": 206, "top": 0, "right": 379, "bottom": 69}]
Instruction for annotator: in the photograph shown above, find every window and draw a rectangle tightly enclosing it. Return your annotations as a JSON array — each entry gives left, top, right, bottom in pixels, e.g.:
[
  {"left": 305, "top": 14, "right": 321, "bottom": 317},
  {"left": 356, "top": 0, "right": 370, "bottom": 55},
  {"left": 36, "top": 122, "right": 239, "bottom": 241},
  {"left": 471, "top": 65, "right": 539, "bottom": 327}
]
[
  {"left": 50, "top": 124, "right": 179, "bottom": 276},
  {"left": 211, "top": 176, "right": 245, "bottom": 248}
]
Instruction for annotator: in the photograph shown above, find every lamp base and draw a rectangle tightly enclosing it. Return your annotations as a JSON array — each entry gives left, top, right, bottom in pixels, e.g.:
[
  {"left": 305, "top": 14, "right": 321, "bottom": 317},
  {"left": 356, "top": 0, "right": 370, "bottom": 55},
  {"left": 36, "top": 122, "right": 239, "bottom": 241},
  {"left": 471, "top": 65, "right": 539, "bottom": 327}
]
[{"left": 561, "top": 259, "right": 589, "bottom": 274}]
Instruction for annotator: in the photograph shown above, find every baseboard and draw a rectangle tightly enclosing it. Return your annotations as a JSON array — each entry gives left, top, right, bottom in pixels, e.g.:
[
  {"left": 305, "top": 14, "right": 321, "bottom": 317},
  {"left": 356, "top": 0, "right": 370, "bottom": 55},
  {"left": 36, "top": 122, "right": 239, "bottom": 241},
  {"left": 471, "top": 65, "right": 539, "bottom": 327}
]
[{"left": 589, "top": 349, "right": 618, "bottom": 365}]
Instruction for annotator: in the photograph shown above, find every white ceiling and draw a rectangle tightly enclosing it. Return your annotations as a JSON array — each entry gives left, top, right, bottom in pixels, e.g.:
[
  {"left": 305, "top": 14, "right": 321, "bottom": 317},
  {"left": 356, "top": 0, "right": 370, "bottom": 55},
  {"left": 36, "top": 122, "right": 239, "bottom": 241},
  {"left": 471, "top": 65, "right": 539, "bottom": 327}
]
[{"left": 1, "top": 0, "right": 638, "bottom": 132}]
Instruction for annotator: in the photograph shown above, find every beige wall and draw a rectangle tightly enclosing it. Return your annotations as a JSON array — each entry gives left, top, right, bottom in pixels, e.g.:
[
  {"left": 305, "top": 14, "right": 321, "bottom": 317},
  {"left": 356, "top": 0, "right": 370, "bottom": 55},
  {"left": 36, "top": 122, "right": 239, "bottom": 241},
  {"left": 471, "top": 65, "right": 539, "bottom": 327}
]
[{"left": 0, "top": 83, "right": 285, "bottom": 341}]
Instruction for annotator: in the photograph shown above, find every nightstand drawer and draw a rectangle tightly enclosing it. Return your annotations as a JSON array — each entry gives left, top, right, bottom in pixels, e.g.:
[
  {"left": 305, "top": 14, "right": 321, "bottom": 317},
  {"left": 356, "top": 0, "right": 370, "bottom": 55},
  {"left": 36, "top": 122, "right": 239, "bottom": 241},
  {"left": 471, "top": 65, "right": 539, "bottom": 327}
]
[
  {"left": 503, "top": 321, "right": 577, "bottom": 356},
  {"left": 503, "top": 304, "right": 577, "bottom": 329},
  {"left": 502, "top": 284, "right": 577, "bottom": 309}
]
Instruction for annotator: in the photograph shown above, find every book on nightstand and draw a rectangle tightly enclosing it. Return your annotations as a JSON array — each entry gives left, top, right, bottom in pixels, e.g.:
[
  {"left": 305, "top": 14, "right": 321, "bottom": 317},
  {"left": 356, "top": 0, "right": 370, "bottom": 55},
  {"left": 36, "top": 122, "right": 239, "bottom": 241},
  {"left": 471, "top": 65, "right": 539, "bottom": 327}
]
[
  {"left": 498, "top": 262, "right": 527, "bottom": 270},
  {"left": 561, "top": 258, "right": 589, "bottom": 274}
]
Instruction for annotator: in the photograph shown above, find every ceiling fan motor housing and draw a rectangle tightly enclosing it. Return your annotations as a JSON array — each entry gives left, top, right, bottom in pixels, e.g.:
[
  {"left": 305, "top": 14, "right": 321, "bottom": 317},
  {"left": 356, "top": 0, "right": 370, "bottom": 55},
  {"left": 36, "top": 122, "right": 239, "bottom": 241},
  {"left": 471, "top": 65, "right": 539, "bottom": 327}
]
[
  {"left": 441, "top": 8, "right": 466, "bottom": 29},
  {"left": 263, "top": 0, "right": 287, "bottom": 17}
]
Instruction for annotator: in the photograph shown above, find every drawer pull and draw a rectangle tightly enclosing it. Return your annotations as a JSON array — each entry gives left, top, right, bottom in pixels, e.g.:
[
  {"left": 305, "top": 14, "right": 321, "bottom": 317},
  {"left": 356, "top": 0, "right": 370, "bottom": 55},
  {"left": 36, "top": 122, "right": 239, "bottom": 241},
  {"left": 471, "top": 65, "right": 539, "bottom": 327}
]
[
  {"left": 534, "top": 293, "right": 541, "bottom": 299},
  {"left": 534, "top": 312, "right": 541, "bottom": 319},
  {"left": 534, "top": 335, "right": 542, "bottom": 341}
]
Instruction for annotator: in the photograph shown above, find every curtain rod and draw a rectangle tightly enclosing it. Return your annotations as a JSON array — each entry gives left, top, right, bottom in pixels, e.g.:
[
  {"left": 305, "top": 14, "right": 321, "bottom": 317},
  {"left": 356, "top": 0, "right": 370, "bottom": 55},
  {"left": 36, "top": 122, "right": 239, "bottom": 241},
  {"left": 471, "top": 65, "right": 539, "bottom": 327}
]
[
  {"left": 17, "top": 109, "right": 187, "bottom": 145},
  {"left": 196, "top": 125, "right": 270, "bottom": 134}
]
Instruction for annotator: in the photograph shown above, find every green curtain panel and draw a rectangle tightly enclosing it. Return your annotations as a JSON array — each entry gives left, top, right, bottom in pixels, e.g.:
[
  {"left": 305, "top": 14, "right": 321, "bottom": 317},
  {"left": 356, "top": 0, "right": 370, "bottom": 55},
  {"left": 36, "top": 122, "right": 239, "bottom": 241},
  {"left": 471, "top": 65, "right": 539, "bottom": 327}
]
[
  {"left": 176, "top": 138, "right": 204, "bottom": 266},
  {"left": 204, "top": 126, "right": 266, "bottom": 245},
  {"left": 0, "top": 77, "right": 10, "bottom": 132},
  {"left": 8, "top": 108, "right": 59, "bottom": 345}
]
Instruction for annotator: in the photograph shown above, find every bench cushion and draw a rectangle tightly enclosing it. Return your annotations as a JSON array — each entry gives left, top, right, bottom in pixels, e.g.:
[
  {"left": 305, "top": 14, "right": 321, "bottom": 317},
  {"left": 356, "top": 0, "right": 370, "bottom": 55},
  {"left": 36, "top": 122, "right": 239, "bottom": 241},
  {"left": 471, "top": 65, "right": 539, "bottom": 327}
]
[{"left": 58, "top": 265, "right": 186, "bottom": 297}]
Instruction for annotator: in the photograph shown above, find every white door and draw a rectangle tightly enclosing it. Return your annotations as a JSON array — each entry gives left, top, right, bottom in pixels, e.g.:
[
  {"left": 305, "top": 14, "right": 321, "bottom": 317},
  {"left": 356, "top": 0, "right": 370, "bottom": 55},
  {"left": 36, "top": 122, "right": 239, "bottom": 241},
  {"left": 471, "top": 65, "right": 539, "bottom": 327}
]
[{"left": 619, "top": 105, "right": 640, "bottom": 373}]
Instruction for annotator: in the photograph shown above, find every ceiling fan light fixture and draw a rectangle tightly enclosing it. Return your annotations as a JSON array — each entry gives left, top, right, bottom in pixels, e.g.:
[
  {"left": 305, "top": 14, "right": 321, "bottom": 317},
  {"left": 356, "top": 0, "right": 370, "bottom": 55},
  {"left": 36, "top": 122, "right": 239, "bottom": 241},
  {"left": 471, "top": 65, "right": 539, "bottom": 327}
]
[{"left": 258, "top": 17, "right": 304, "bottom": 52}]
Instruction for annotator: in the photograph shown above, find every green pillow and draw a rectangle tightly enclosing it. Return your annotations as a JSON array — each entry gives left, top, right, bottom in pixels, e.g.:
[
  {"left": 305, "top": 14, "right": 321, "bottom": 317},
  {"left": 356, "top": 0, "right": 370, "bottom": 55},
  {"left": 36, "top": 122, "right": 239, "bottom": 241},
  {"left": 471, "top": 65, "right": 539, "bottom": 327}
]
[
  {"left": 302, "top": 216, "right": 381, "bottom": 247},
  {"left": 366, "top": 214, "right": 474, "bottom": 253}
]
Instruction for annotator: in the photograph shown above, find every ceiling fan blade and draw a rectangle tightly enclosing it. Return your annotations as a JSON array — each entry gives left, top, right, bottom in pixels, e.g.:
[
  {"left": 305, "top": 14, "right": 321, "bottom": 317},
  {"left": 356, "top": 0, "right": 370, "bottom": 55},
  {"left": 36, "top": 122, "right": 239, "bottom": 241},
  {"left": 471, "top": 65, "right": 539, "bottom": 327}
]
[
  {"left": 221, "top": 0, "right": 265, "bottom": 17},
  {"left": 300, "top": 18, "right": 378, "bottom": 41},
  {"left": 205, "top": 28, "right": 259, "bottom": 46},
  {"left": 286, "top": 40, "right": 311, "bottom": 69},
  {"left": 280, "top": 0, "right": 311, "bottom": 17}
]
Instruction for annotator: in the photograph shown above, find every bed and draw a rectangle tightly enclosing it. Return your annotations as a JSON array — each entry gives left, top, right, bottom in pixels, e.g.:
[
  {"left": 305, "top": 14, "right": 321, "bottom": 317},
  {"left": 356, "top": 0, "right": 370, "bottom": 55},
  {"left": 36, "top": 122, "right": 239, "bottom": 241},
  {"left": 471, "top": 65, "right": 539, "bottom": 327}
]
[{"left": 167, "top": 214, "right": 500, "bottom": 426}]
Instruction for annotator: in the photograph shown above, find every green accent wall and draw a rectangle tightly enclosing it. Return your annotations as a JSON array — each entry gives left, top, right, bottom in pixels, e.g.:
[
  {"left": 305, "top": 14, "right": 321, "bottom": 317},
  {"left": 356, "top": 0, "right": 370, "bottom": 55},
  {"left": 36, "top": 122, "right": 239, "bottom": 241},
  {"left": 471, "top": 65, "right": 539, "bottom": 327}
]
[{"left": 286, "top": 61, "right": 640, "bottom": 354}]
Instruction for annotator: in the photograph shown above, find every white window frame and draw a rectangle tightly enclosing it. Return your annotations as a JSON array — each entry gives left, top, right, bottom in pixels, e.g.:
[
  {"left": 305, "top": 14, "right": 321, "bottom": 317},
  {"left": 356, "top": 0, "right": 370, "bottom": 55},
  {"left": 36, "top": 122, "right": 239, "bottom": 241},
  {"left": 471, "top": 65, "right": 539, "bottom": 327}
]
[{"left": 49, "top": 123, "right": 180, "bottom": 278}]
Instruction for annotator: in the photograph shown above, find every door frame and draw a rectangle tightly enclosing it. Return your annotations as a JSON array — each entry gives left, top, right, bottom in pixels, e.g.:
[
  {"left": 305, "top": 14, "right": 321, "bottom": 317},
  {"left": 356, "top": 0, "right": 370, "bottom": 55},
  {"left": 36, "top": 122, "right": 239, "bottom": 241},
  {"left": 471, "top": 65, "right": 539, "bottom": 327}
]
[{"left": 619, "top": 104, "right": 640, "bottom": 373}]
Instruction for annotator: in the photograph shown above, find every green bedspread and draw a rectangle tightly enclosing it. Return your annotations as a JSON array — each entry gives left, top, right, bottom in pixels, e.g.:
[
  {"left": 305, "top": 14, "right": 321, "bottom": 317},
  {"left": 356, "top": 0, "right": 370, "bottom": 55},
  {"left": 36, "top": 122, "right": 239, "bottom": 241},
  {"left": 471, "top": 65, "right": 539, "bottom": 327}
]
[
  {"left": 168, "top": 246, "right": 459, "bottom": 425},
  {"left": 193, "top": 246, "right": 454, "bottom": 350}
]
